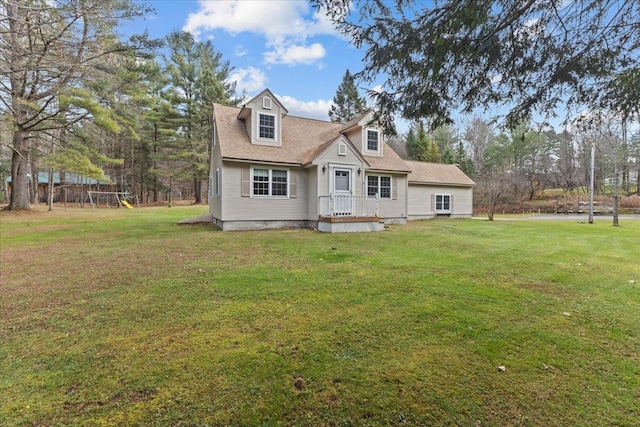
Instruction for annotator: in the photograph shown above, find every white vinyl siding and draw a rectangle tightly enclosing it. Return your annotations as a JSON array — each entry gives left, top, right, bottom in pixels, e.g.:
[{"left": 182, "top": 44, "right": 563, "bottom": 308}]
[
  {"left": 223, "top": 163, "right": 307, "bottom": 222},
  {"left": 407, "top": 185, "right": 473, "bottom": 219}
]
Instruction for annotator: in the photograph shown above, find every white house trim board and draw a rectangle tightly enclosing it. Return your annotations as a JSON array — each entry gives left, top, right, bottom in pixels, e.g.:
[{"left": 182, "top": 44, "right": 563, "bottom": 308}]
[
  {"left": 329, "top": 163, "right": 355, "bottom": 194},
  {"left": 331, "top": 167, "right": 354, "bottom": 216}
]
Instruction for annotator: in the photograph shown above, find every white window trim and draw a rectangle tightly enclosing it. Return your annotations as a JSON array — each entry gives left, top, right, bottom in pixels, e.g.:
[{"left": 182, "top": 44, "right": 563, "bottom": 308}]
[
  {"left": 364, "top": 128, "right": 381, "bottom": 154},
  {"left": 214, "top": 168, "right": 220, "bottom": 197},
  {"left": 257, "top": 112, "right": 277, "bottom": 142},
  {"left": 250, "top": 167, "right": 289, "bottom": 199},
  {"left": 435, "top": 193, "right": 452, "bottom": 212},
  {"left": 328, "top": 164, "right": 355, "bottom": 194},
  {"left": 366, "top": 174, "right": 392, "bottom": 199}
]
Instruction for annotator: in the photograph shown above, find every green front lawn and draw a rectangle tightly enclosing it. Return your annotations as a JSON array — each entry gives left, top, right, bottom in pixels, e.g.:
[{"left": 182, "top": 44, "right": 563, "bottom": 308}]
[{"left": 1, "top": 206, "right": 638, "bottom": 426}]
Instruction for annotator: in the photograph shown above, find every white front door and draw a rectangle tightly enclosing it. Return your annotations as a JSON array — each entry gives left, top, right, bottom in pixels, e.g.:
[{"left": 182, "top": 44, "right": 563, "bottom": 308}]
[{"left": 333, "top": 169, "right": 352, "bottom": 215}]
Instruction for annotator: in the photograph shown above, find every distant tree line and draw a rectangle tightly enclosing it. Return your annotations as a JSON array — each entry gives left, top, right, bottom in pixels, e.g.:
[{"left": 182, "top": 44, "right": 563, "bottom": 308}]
[
  {"left": 384, "top": 117, "right": 640, "bottom": 219},
  {"left": 320, "top": 0, "right": 639, "bottom": 222},
  {"left": 0, "top": 0, "right": 240, "bottom": 210},
  {"left": 2, "top": 0, "right": 638, "bottom": 219}
]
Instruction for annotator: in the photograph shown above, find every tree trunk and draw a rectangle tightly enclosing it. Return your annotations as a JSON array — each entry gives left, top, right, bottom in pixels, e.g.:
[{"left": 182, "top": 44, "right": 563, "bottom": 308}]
[
  {"left": 486, "top": 191, "right": 500, "bottom": 221},
  {"left": 47, "top": 167, "right": 55, "bottom": 211},
  {"left": 29, "top": 156, "right": 38, "bottom": 205},
  {"left": 194, "top": 177, "right": 202, "bottom": 204},
  {"left": 8, "top": 130, "right": 31, "bottom": 210}
]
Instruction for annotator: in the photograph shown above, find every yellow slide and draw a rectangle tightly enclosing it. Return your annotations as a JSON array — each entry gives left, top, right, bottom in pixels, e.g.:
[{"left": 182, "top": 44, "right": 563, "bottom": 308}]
[{"left": 121, "top": 200, "right": 133, "bottom": 209}]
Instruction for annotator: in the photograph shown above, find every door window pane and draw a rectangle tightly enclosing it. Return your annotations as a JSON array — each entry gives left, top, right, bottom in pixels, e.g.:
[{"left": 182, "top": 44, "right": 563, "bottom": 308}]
[{"left": 335, "top": 170, "right": 350, "bottom": 192}]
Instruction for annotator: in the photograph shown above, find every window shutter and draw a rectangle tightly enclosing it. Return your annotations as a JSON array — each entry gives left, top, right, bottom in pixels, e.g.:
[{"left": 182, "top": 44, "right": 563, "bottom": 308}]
[
  {"left": 241, "top": 167, "right": 250, "bottom": 197},
  {"left": 431, "top": 194, "right": 435, "bottom": 211},
  {"left": 290, "top": 171, "right": 297, "bottom": 199},
  {"left": 450, "top": 195, "right": 454, "bottom": 211},
  {"left": 392, "top": 177, "right": 397, "bottom": 200}
]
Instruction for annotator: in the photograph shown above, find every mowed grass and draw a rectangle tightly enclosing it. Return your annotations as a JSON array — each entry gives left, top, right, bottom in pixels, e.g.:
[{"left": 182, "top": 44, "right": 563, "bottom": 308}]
[{"left": 1, "top": 206, "right": 638, "bottom": 426}]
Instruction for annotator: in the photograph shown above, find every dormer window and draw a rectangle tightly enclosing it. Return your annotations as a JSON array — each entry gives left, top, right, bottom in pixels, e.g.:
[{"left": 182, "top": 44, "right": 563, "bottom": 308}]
[
  {"left": 367, "top": 129, "right": 380, "bottom": 152},
  {"left": 259, "top": 113, "right": 276, "bottom": 140}
]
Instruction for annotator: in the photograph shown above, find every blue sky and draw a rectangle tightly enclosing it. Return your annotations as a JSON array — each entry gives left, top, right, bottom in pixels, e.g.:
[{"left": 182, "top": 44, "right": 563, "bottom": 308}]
[
  {"left": 134, "top": 0, "right": 374, "bottom": 123},
  {"left": 131, "top": 1, "right": 639, "bottom": 135}
]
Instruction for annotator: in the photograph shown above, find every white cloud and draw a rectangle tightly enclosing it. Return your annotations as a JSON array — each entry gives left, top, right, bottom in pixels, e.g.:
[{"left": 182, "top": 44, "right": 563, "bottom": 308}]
[
  {"left": 227, "top": 67, "right": 268, "bottom": 93},
  {"left": 277, "top": 95, "right": 332, "bottom": 121},
  {"left": 264, "top": 42, "right": 326, "bottom": 66},
  {"left": 182, "top": 0, "right": 337, "bottom": 66},
  {"left": 183, "top": 0, "right": 336, "bottom": 38},
  {"left": 234, "top": 44, "right": 247, "bottom": 57}
]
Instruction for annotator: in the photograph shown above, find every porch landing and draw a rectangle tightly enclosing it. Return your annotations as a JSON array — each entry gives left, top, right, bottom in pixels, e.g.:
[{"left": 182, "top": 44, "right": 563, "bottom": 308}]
[{"left": 317, "top": 216, "right": 385, "bottom": 233}]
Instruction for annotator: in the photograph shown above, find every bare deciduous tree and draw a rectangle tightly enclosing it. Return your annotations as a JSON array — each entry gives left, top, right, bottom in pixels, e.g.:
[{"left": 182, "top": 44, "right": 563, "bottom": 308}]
[{"left": 0, "top": 0, "right": 151, "bottom": 210}]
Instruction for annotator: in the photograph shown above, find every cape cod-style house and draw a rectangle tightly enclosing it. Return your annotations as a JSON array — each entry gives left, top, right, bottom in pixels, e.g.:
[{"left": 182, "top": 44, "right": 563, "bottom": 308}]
[{"left": 208, "top": 89, "right": 475, "bottom": 232}]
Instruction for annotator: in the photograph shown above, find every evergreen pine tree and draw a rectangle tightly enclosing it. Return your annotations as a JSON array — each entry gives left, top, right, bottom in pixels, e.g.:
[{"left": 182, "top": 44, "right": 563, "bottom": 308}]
[
  {"left": 455, "top": 141, "right": 474, "bottom": 176},
  {"left": 415, "top": 122, "right": 440, "bottom": 162},
  {"left": 424, "top": 138, "right": 442, "bottom": 163},
  {"left": 164, "top": 31, "right": 238, "bottom": 203},
  {"left": 406, "top": 127, "right": 422, "bottom": 160},
  {"left": 329, "top": 70, "right": 367, "bottom": 123}
]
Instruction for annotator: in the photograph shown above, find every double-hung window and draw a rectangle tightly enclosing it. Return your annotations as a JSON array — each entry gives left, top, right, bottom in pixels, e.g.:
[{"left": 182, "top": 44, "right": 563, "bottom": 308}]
[
  {"left": 366, "top": 129, "right": 380, "bottom": 152},
  {"left": 367, "top": 175, "right": 391, "bottom": 199},
  {"left": 259, "top": 113, "right": 275, "bottom": 140},
  {"left": 435, "top": 194, "right": 451, "bottom": 211},
  {"left": 252, "top": 168, "right": 288, "bottom": 197}
]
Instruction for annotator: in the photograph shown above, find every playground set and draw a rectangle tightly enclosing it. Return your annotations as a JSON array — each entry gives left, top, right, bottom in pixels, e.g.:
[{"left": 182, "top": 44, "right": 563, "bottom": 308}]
[{"left": 86, "top": 191, "right": 136, "bottom": 209}]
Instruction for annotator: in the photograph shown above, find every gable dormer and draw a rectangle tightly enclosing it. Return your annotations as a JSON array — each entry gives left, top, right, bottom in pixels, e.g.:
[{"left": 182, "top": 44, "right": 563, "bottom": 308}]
[
  {"left": 237, "top": 89, "right": 288, "bottom": 147},
  {"left": 341, "top": 111, "right": 384, "bottom": 157}
]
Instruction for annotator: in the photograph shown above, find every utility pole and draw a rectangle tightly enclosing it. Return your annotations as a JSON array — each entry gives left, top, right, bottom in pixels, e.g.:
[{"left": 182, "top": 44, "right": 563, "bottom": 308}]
[
  {"left": 613, "top": 119, "right": 626, "bottom": 227},
  {"left": 588, "top": 140, "right": 595, "bottom": 224}
]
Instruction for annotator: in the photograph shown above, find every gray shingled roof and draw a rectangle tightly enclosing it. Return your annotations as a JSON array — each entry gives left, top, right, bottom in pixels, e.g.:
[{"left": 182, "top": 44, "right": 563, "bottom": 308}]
[
  {"left": 214, "top": 103, "right": 410, "bottom": 172},
  {"left": 215, "top": 103, "right": 342, "bottom": 164},
  {"left": 406, "top": 160, "right": 476, "bottom": 186}
]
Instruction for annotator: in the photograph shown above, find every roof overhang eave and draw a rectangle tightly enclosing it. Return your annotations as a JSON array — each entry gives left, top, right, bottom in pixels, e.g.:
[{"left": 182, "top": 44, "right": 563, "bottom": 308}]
[
  {"left": 222, "top": 157, "right": 303, "bottom": 168},
  {"left": 408, "top": 181, "right": 476, "bottom": 187}
]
